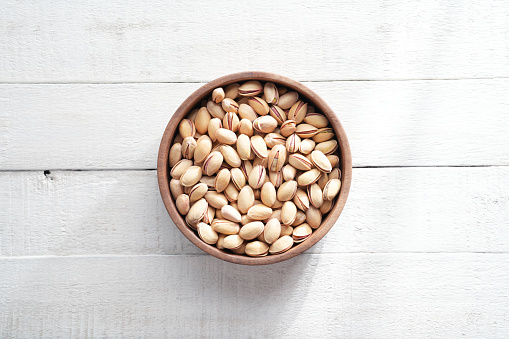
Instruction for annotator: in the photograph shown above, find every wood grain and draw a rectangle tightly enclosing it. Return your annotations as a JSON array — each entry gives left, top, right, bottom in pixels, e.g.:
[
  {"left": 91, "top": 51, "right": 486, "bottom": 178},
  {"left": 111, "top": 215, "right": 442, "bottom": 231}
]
[
  {"left": 2, "top": 167, "right": 508, "bottom": 257},
  {"left": 1, "top": 79, "right": 509, "bottom": 170},
  {"left": 1, "top": 0, "right": 509, "bottom": 82},
  {"left": 1, "top": 254, "right": 508, "bottom": 338}
]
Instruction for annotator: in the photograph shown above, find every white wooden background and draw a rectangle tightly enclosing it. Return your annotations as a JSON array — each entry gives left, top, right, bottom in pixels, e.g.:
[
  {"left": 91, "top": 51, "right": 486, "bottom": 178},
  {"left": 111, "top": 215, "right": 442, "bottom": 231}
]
[{"left": 1, "top": 1, "right": 509, "bottom": 338}]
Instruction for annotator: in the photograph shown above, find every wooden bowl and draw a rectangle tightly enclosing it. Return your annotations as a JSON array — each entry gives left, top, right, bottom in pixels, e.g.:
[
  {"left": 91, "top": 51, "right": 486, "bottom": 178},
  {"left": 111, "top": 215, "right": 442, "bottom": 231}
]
[{"left": 157, "top": 72, "right": 352, "bottom": 265}]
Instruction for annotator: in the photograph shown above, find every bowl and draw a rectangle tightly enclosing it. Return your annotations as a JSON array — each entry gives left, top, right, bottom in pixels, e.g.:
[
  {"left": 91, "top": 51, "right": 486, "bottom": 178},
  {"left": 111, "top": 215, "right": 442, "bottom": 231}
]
[{"left": 157, "top": 71, "right": 352, "bottom": 265}]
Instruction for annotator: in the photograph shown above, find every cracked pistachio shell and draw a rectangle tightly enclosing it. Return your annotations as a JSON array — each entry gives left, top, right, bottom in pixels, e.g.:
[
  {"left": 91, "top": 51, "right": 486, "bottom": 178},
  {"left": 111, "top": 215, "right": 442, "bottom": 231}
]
[
  {"left": 269, "top": 170, "right": 283, "bottom": 188},
  {"left": 179, "top": 119, "right": 196, "bottom": 139},
  {"left": 286, "top": 133, "right": 301, "bottom": 153},
  {"left": 170, "top": 159, "right": 193, "bottom": 179},
  {"left": 311, "top": 150, "right": 332, "bottom": 173},
  {"left": 211, "top": 219, "right": 240, "bottom": 235},
  {"left": 169, "top": 143, "right": 182, "bottom": 167},
  {"left": 216, "top": 233, "right": 227, "bottom": 249},
  {"left": 329, "top": 167, "right": 341, "bottom": 180},
  {"left": 189, "top": 183, "right": 208, "bottom": 203},
  {"left": 195, "top": 107, "right": 211, "bottom": 135},
  {"left": 194, "top": 136, "right": 212, "bottom": 164},
  {"left": 308, "top": 183, "right": 323, "bottom": 208},
  {"left": 198, "top": 223, "right": 219, "bottom": 245},
  {"left": 315, "top": 140, "right": 339, "bottom": 155},
  {"left": 250, "top": 135, "right": 268, "bottom": 159},
  {"left": 280, "top": 120, "right": 297, "bottom": 137},
  {"left": 292, "top": 210, "right": 307, "bottom": 226},
  {"left": 288, "top": 153, "right": 314, "bottom": 171},
  {"left": 317, "top": 172, "right": 329, "bottom": 190},
  {"left": 253, "top": 115, "right": 278, "bottom": 133},
  {"left": 248, "top": 97, "right": 270, "bottom": 116},
  {"left": 239, "top": 119, "right": 254, "bottom": 136},
  {"left": 320, "top": 200, "right": 334, "bottom": 214},
  {"left": 261, "top": 182, "right": 277, "bottom": 207},
  {"left": 220, "top": 145, "right": 241, "bottom": 168},
  {"left": 323, "top": 179, "right": 342, "bottom": 201},
  {"left": 187, "top": 198, "right": 208, "bottom": 224},
  {"left": 306, "top": 206, "right": 322, "bottom": 229},
  {"left": 269, "top": 105, "right": 286, "bottom": 125},
  {"left": 221, "top": 205, "right": 242, "bottom": 223},
  {"left": 304, "top": 112, "right": 329, "bottom": 128},
  {"left": 207, "top": 100, "right": 226, "bottom": 120},
  {"left": 224, "top": 183, "right": 239, "bottom": 202},
  {"left": 240, "top": 160, "right": 253, "bottom": 180},
  {"left": 212, "top": 87, "right": 225, "bottom": 103},
  {"left": 204, "top": 191, "right": 228, "bottom": 209},
  {"left": 263, "top": 82, "right": 279, "bottom": 105},
  {"left": 292, "top": 223, "right": 312, "bottom": 243},
  {"left": 180, "top": 166, "right": 203, "bottom": 187},
  {"left": 263, "top": 218, "right": 281, "bottom": 244},
  {"left": 267, "top": 145, "right": 286, "bottom": 172},
  {"left": 223, "top": 235, "right": 244, "bottom": 249},
  {"left": 202, "top": 151, "right": 223, "bottom": 176},
  {"left": 297, "top": 169, "right": 322, "bottom": 186},
  {"left": 293, "top": 188, "right": 310, "bottom": 211},
  {"left": 295, "top": 124, "right": 318, "bottom": 139},
  {"left": 176, "top": 194, "right": 190, "bottom": 215},
  {"left": 170, "top": 179, "right": 184, "bottom": 199},
  {"left": 277, "top": 180, "right": 298, "bottom": 202},
  {"left": 313, "top": 127, "right": 335, "bottom": 143},
  {"left": 200, "top": 175, "right": 216, "bottom": 189},
  {"left": 186, "top": 214, "right": 199, "bottom": 230},
  {"left": 231, "top": 167, "right": 246, "bottom": 190},
  {"left": 264, "top": 133, "right": 286, "bottom": 148},
  {"left": 281, "top": 201, "right": 297, "bottom": 225},
  {"left": 207, "top": 118, "right": 222, "bottom": 142},
  {"left": 282, "top": 164, "right": 297, "bottom": 182},
  {"left": 247, "top": 204, "right": 273, "bottom": 220},
  {"left": 221, "top": 98, "right": 239, "bottom": 113},
  {"left": 214, "top": 168, "right": 231, "bottom": 193},
  {"left": 245, "top": 241, "right": 269, "bottom": 257},
  {"left": 288, "top": 101, "right": 308, "bottom": 124},
  {"left": 248, "top": 165, "right": 267, "bottom": 189},
  {"left": 181, "top": 136, "right": 197, "bottom": 159},
  {"left": 237, "top": 134, "right": 252, "bottom": 160},
  {"left": 203, "top": 206, "right": 215, "bottom": 224},
  {"left": 239, "top": 221, "right": 265, "bottom": 240},
  {"left": 280, "top": 226, "right": 294, "bottom": 237},
  {"left": 224, "top": 83, "right": 240, "bottom": 99},
  {"left": 215, "top": 128, "right": 237, "bottom": 145},
  {"left": 238, "top": 81, "right": 262, "bottom": 96},
  {"left": 237, "top": 186, "right": 255, "bottom": 214},
  {"left": 238, "top": 104, "right": 258, "bottom": 122},
  {"left": 223, "top": 112, "right": 240, "bottom": 132},
  {"left": 278, "top": 92, "right": 299, "bottom": 110},
  {"left": 299, "top": 139, "right": 316, "bottom": 155},
  {"left": 269, "top": 235, "right": 294, "bottom": 254}
]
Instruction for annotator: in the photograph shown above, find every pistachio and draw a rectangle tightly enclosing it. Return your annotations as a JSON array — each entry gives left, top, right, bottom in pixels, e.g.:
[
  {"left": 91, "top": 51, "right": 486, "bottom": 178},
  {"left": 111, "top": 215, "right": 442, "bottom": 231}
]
[
  {"left": 169, "top": 143, "right": 182, "bottom": 167},
  {"left": 292, "top": 223, "right": 312, "bottom": 243},
  {"left": 320, "top": 200, "right": 334, "bottom": 214},
  {"left": 267, "top": 144, "right": 286, "bottom": 172},
  {"left": 299, "top": 139, "right": 316, "bottom": 155},
  {"left": 200, "top": 175, "right": 216, "bottom": 189},
  {"left": 240, "top": 160, "right": 253, "bottom": 180},
  {"left": 198, "top": 223, "right": 219, "bottom": 245},
  {"left": 237, "top": 186, "right": 255, "bottom": 214},
  {"left": 317, "top": 172, "right": 329, "bottom": 190},
  {"left": 310, "top": 150, "right": 332, "bottom": 173},
  {"left": 224, "top": 83, "right": 240, "bottom": 99},
  {"left": 280, "top": 226, "right": 294, "bottom": 237},
  {"left": 315, "top": 140, "right": 338, "bottom": 155},
  {"left": 170, "top": 179, "right": 184, "bottom": 199},
  {"left": 186, "top": 215, "right": 199, "bottom": 230},
  {"left": 263, "top": 82, "right": 279, "bottom": 105},
  {"left": 329, "top": 167, "right": 341, "bottom": 180},
  {"left": 245, "top": 241, "right": 269, "bottom": 257},
  {"left": 281, "top": 201, "right": 297, "bottom": 226},
  {"left": 280, "top": 119, "right": 296, "bottom": 137},
  {"left": 189, "top": 183, "right": 208, "bottom": 203},
  {"left": 230, "top": 167, "right": 246, "bottom": 190},
  {"left": 221, "top": 98, "right": 239, "bottom": 113},
  {"left": 272, "top": 199, "right": 284, "bottom": 209},
  {"left": 207, "top": 100, "right": 226, "bottom": 120},
  {"left": 241, "top": 214, "right": 253, "bottom": 225},
  {"left": 194, "top": 136, "right": 213, "bottom": 163},
  {"left": 250, "top": 135, "right": 268, "bottom": 159},
  {"left": 268, "top": 170, "right": 283, "bottom": 188},
  {"left": 236, "top": 134, "right": 252, "bottom": 160},
  {"left": 239, "top": 119, "right": 254, "bottom": 136},
  {"left": 308, "top": 183, "right": 323, "bottom": 208},
  {"left": 313, "top": 127, "right": 335, "bottom": 143},
  {"left": 238, "top": 81, "right": 262, "bottom": 96},
  {"left": 248, "top": 165, "right": 266, "bottom": 189},
  {"left": 170, "top": 159, "right": 193, "bottom": 179},
  {"left": 304, "top": 112, "right": 328, "bottom": 128},
  {"left": 195, "top": 107, "right": 211, "bottom": 135},
  {"left": 223, "top": 234, "right": 244, "bottom": 249},
  {"left": 207, "top": 118, "right": 222, "bottom": 142},
  {"left": 248, "top": 97, "right": 270, "bottom": 116},
  {"left": 187, "top": 198, "right": 208, "bottom": 224},
  {"left": 238, "top": 104, "right": 258, "bottom": 122},
  {"left": 211, "top": 219, "right": 240, "bottom": 235},
  {"left": 282, "top": 164, "right": 297, "bottom": 182},
  {"left": 215, "top": 128, "right": 237, "bottom": 145},
  {"left": 277, "top": 86, "right": 288, "bottom": 95},
  {"left": 202, "top": 206, "right": 215, "bottom": 224},
  {"left": 293, "top": 210, "right": 307, "bottom": 226},
  {"left": 181, "top": 136, "right": 197, "bottom": 159},
  {"left": 221, "top": 205, "right": 242, "bottom": 223},
  {"left": 204, "top": 191, "right": 228, "bottom": 209},
  {"left": 216, "top": 233, "right": 227, "bottom": 249},
  {"left": 278, "top": 91, "right": 299, "bottom": 110},
  {"left": 288, "top": 153, "right": 314, "bottom": 171},
  {"left": 297, "top": 169, "right": 322, "bottom": 186},
  {"left": 306, "top": 206, "right": 322, "bottom": 229},
  {"left": 239, "top": 221, "right": 265, "bottom": 240},
  {"left": 264, "top": 133, "right": 286, "bottom": 148},
  {"left": 224, "top": 183, "right": 239, "bottom": 202},
  {"left": 212, "top": 87, "right": 225, "bottom": 103},
  {"left": 202, "top": 151, "right": 223, "bottom": 176},
  {"left": 261, "top": 182, "right": 277, "bottom": 207},
  {"left": 253, "top": 116, "right": 278, "bottom": 133},
  {"left": 277, "top": 180, "right": 298, "bottom": 201},
  {"left": 323, "top": 179, "right": 341, "bottom": 201},
  {"left": 267, "top": 209, "right": 282, "bottom": 223},
  {"left": 174, "top": 134, "right": 183, "bottom": 144},
  {"left": 288, "top": 101, "right": 308, "bottom": 124},
  {"left": 231, "top": 242, "right": 247, "bottom": 254},
  {"left": 293, "top": 188, "right": 310, "bottom": 211},
  {"left": 247, "top": 204, "right": 273, "bottom": 220},
  {"left": 263, "top": 218, "right": 281, "bottom": 244},
  {"left": 214, "top": 168, "right": 231, "bottom": 193},
  {"left": 179, "top": 119, "right": 196, "bottom": 139},
  {"left": 269, "top": 105, "right": 286, "bottom": 125},
  {"left": 220, "top": 145, "right": 241, "bottom": 168},
  {"left": 187, "top": 108, "right": 199, "bottom": 122},
  {"left": 180, "top": 166, "right": 202, "bottom": 187},
  {"left": 269, "top": 235, "right": 294, "bottom": 254},
  {"left": 176, "top": 194, "right": 190, "bottom": 215},
  {"left": 286, "top": 133, "right": 301, "bottom": 153},
  {"left": 223, "top": 112, "right": 240, "bottom": 133},
  {"left": 295, "top": 124, "right": 318, "bottom": 139}
]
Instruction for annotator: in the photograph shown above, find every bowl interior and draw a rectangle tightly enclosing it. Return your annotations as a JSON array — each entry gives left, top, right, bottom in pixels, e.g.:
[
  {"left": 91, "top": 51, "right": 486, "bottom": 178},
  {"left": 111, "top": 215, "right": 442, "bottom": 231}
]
[{"left": 157, "top": 71, "right": 352, "bottom": 265}]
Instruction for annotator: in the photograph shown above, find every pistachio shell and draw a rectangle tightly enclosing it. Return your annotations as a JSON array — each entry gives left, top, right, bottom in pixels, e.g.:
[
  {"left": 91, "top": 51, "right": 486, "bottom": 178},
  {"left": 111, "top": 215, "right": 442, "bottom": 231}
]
[
  {"left": 288, "top": 154, "right": 314, "bottom": 171},
  {"left": 264, "top": 218, "right": 282, "bottom": 244},
  {"left": 187, "top": 198, "right": 208, "bottom": 224},
  {"left": 308, "top": 183, "right": 323, "bottom": 208},
  {"left": 292, "top": 223, "right": 312, "bottom": 243},
  {"left": 169, "top": 143, "right": 182, "bottom": 167},
  {"left": 212, "top": 87, "right": 225, "bottom": 103},
  {"left": 310, "top": 150, "right": 332, "bottom": 173},
  {"left": 315, "top": 140, "right": 339, "bottom": 155},
  {"left": 207, "top": 118, "right": 222, "bottom": 142},
  {"left": 203, "top": 206, "right": 215, "bottom": 224},
  {"left": 280, "top": 226, "right": 294, "bottom": 237},
  {"left": 220, "top": 145, "right": 241, "bottom": 168},
  {"left": 295, "top": 124, "right": 318, "bottom": 139},
  {"left": 223, "top": 235, "right": 244, "bottom": 249},
  {"left": 253, "top": 115, "right": 278, "bottom": 133},
  {"left": 281, "top": 201, "right": 297, "bottom": 225},
  {"left": 250, "top": 135, "right": 268, "bottom": 159},
  {"left": 288, "top": 101, "right": 308, "bottom": 124},
  {"left": 329, "top": 167, "right": 341, "bottom": 180},
  {"left": 261, "top": 182, "right": 277, "bottom": 207},
  {"left": 238, "top": 81, "right": 262, "bottom": 96},
  {"left": 297, "top": 169, "right": 322, "bottom": 186},
  {"left": 317, "top": 172, "right": 329, "bottom": 190},
  {"left": 248, "top": 97, "right": 270, "bottom": 116},
  {"left": 215, "top": 128, "right": 237, "bottom": 145},
  {"left": 202, "top": 151, "right": 223, "bottom": 176},
  {"left": 248, "top": 165, "right": 266, "bottom": 189},
  {"left": 223, "top": 112, "right": 240, "bottom": 132},
  {"left": 211, "top": 219, "right": 240, "bottom": 235},
  {"left": 221, "top": 98, "right": 239, "bottom": 113},
  {"left": 189, "top": 183, "right": 209, "bottom": 202},
  {"left": 269, "top": 235, "right": 294, "bottom": 254},
  {"left": 224, "top": 183, "right": 239, "bottom": 202},
  {"left": 282, "top": 165, "right": 297, "bottom": 182},
  {"left": 240, "top": 160, "right": 253, "bottom": 180},
  {"left": 194, "top": 136, "right": 213, "bottom": 163},
  {"left": 230, "top": 167, "right": 246, "bottom": 190},
  {"left": 245, "top": 241, "right": 269, "bottom": 257},
  {"left": 179, "top": 119, "right": 196, "bottom": 139},
  {"left": 204, "top": 191, "right": 228, "bottom": 209},
  {"left": 170, "top": 159, "right": 193, "bottom": 179},
  {"left": 278, "top": 92, "right": 299, "bottom": 110},
  {"left": 237, "top": 134, "right": 252, "bottom": 160},
  {"left": 176, "top": 194, "right": 190, "bottom": 215},
  {"left": 264, "top": 133, "right": 286, "bottom": 148},
  {"left": 267, "top": 144, "right": 286, "bottom": 172},
  {"left": 263, "top": 82, "right": 279, "bottom": 105},
  {"left": 170, "top": 179, "right": 184, "bottom": 199},
  {"left": 323, "top": 179, "right": 342, "bottom": 201},
  {"left": 280, "top": 120, "right": 296, "bottom": 137},
  {"left": 293, "top": 188, "right": 310, "bottom": 211},
  {"left": 239, "top": 119, "right": 254, "bottom": 136},
  {"left": 186, "top": 108, "right": 199, "bottom": 122},
  {"left": 272, "top": 199, "right": 284, "bottom": 209},
  {"left": 320, "top": 200, "right": 334, "bottom": 214},
  {"left": 238, "top": 104, "right": 258, "bottom": 121},
  {"left": 216, "top": 233, "right": 227, "bottom": 249},
  {"left": 221, "top": 205, "right": 242, "bottom": 223},
  {"left": 269, "top": 170, "right": 283, "bottom": 188},
  {"left": 237, "top": 186, "right": 255, "bottom": 214},
  {"left": 277, "top": 180, "right": 298, "bottom": 201},
  {"left": 306, "top": 206, "right": 322, "bottom": 229},
  {"left": 299, "top": 139, "right": 316, "bottom": 155},
  {"left": 224, "top": 83, "right": 240, "bottom": 99},
  {"left": 195, "top": 107, "right": 211, "bottom": 135},
  {"left": 185, "top": 214, "right": 199, "bottom": 230},
  {"left": 214, "top": 168, "right": 231, "bottom": 193},
  {"left": 239, "top": 221, "right": 265, "bottom": 240},
  {"left": 269, "top": 105, "right": 286, "bottom": 125},
  {"left": 198, "top": 223, "right": 218, "bottom": 245},
  {"left": 247, "top": 204, "right": 273, "bottom": 220},
  {"left": 286, "top": 133, "right": 301, "bottom": 153},
  {"left": 304, "top": 112, "right": 329, "bottom": 128},
  {"left": 200, "top": 175, "right": 216, "bottom": 189},
  {"left": 207, "top": 100, "right": 226, "bottom": 120},
  {"left": 266, "top": 209, "right": 282, "bottom": 223},
  {"left": 292, "top": 210, "right": 307, "bottom": 226},
  {"left": 181, "top": 136, "right": 197, "bottom": 159},
  {"left": 327, "top": 156, "right": 341, "bottom": 170},
  {"left": 313, "top": 127, "right": 335, "bottom": 143}
]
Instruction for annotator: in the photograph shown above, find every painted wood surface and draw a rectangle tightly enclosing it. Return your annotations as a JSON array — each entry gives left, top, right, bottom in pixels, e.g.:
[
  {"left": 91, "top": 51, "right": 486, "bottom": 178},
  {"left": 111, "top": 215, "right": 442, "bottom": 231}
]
[
  {"left": 2, "top": 78, "right": 509, "bottom": 170},
  {"left": 1, "top": 0, "right": 509, "bottom": 82}
]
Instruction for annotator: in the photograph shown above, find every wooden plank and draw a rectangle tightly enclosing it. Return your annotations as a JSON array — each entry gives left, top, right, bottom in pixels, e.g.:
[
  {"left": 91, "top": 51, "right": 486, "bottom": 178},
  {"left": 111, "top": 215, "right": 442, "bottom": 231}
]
[
  {"left": 2, "top": 167, "right": 508, "bottom": 257},
  {"left": 0, "top": 254, "right": 507, "bottom": 338},
  {"left": 1, "top": 79, "right": 509, "bottom": 170},
  {"left": 1, "top": 1, "right": 509, "bottom": 82}
]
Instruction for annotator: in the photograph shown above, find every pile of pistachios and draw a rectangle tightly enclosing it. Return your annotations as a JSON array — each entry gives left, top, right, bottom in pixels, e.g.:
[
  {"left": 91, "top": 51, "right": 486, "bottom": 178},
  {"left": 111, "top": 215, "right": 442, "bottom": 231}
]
[{"left": 168, "top": 80, "right": 341, "bottom": 257}]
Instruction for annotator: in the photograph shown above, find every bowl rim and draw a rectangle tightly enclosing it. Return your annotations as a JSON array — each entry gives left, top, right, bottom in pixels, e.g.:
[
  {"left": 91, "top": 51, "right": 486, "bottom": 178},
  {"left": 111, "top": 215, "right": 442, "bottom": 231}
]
[{"left": 157, "top": 71, "right": 352, "bottom": 265}]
